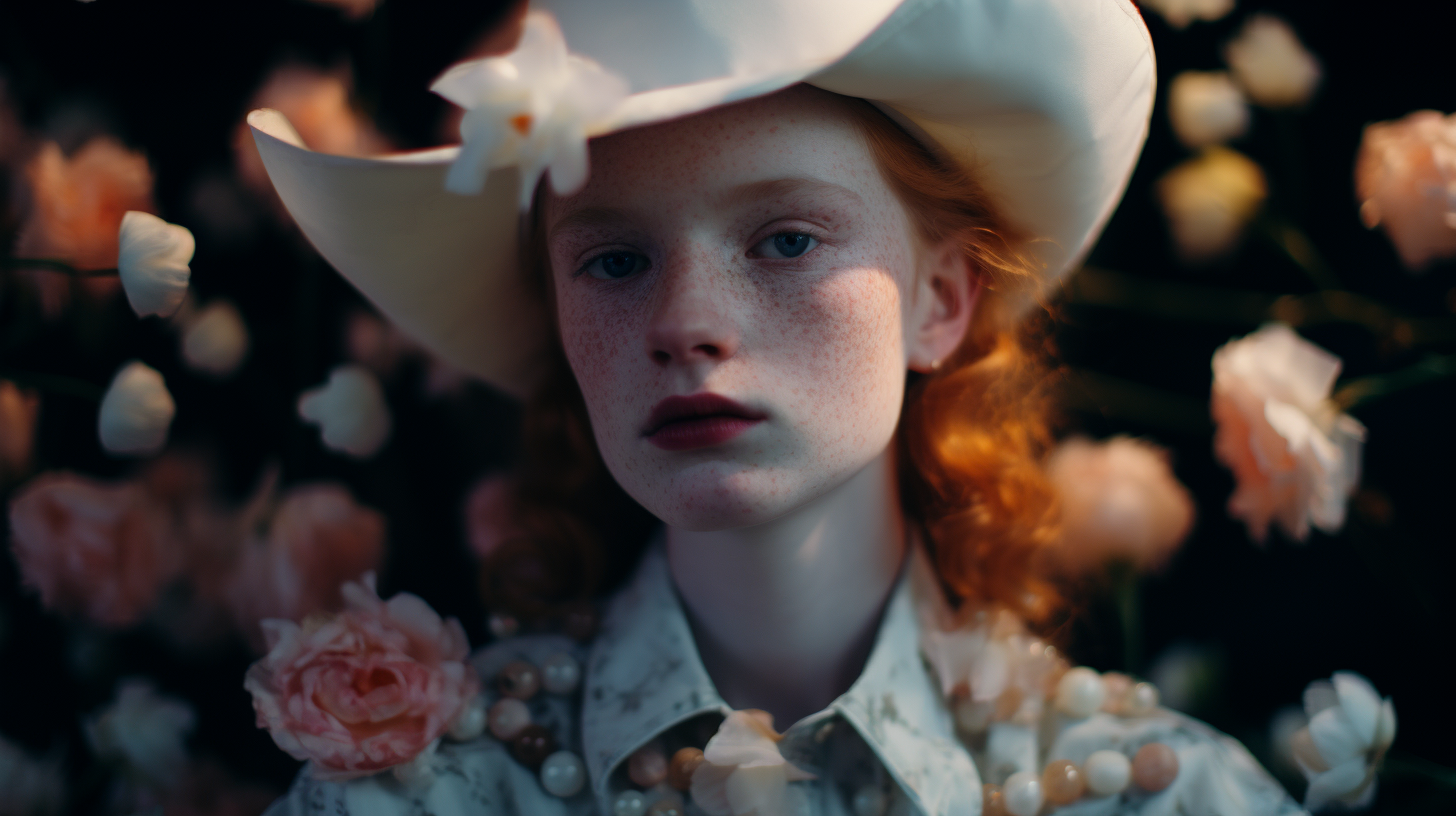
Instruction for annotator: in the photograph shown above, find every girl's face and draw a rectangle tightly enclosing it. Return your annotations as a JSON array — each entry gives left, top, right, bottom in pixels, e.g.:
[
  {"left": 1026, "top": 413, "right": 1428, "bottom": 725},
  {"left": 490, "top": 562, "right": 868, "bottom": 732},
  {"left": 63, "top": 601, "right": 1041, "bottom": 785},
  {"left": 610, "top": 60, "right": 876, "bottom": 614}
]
[{"left": 544, "top": 86, "right": 961, "bottom": 531}]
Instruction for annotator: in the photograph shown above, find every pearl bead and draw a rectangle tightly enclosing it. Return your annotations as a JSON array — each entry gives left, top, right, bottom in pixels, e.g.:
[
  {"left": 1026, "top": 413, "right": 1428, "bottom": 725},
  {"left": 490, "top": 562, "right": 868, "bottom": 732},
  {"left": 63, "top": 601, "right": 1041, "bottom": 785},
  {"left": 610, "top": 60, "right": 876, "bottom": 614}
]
[
  {"left": 510, "top": 725, "right": 557, "bottom": 771},
  {"left": 1124, "top": 682, "right": 1160, "bottom": 717},
  {"left": 488, "top": 697, "right": 531, "bottom": 740},
  {"left": 448, "top": 695, "right": 488, "bottom": 741},
  {"left": 667, "top": 747, "right": 704, "bottom": 791},
  {"left": 1056, "top": 667, "right": 1106, "bottom": 718},
  {"left": 981, "top": 784, "right": 1008, "bottom": 816},
  {"left": 1001, "top": 771, "right": 1043, "bottom": 816},
  {"left": 1042, "top": 759, "right": 1086, "bottom": 805},
  {"left": 851, "top": 784, "right": 887, "bottom": 816},
  {"left": 539, "top": 750, "right": 586, "bottom": 797},
  {"left": 1084, "top": 749, "right": 1132, "bottom": 796},
  {"left": 612, "top": 790, "right": 648, "bottom": 816},
  {"left": 1131, "top": 742, "right": 1179, "bottom": 792},
  {"left": 646, "top": 795, "right": 685, "bottom": 816},
  {"left": 541, "top": 652, "right": 581, "bottom": 695},
  {"left": 488, "top": 613, "right": 519, "bottom": 639},
  {"left": 498, "top": 660, "right": 541, "bottom": 700},
  {"left": 627, "top": 745, "right": 668, "bottom": 788}
]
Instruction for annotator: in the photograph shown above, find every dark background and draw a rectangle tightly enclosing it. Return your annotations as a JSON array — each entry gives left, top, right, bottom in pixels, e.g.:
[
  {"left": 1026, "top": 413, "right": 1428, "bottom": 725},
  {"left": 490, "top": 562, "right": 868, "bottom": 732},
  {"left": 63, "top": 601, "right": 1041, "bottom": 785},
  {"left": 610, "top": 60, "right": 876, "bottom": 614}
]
[{"left": 1, "top": 0, "right": 1452, "bottom": 813}]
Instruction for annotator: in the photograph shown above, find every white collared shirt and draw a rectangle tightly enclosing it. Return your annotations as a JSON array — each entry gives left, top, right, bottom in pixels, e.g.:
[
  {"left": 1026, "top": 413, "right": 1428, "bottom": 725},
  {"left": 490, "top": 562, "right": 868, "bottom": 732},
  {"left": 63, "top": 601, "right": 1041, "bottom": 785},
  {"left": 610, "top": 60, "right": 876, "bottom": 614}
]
[{"left": 264, "top": 544, "right": 1307, "bottom": 816}]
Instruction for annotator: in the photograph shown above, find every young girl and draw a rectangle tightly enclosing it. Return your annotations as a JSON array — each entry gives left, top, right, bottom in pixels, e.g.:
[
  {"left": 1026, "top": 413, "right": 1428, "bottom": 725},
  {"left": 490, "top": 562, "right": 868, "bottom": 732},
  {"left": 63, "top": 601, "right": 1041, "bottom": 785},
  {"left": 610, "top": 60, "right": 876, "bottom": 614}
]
[{"left": 249, "top": 1, "right": 1306, "bottom": 814}]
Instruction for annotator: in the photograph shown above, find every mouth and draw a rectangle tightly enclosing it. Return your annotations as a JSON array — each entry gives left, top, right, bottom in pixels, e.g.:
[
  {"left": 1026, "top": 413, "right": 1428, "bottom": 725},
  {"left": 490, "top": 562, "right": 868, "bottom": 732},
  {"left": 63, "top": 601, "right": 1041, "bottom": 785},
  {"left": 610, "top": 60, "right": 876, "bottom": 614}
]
[{"left": 642, "top": 393, "right": 767, "bottom": 452}]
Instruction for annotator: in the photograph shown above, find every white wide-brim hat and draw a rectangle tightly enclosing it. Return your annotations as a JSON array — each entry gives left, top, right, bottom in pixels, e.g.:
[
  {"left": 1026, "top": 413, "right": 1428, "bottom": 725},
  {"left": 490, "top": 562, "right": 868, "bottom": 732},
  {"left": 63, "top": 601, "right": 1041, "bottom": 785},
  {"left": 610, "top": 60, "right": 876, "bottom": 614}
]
[{"left": 250, "top": 0, "right": 1154, "bottom": 398}]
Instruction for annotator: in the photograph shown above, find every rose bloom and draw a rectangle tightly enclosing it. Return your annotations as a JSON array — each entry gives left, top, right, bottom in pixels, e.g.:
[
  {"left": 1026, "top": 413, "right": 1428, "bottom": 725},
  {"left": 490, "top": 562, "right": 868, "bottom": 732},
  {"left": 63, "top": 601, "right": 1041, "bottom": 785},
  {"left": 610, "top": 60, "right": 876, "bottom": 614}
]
[
  {"left": 1167, "top": 71, "right": 1249, "bottom": 149},
  {"left": 1044, "top": 436, "right": 1195, "bottom": 576},
  {"left": 1211, "top": 324, "right": 1365, "bottom": 542},
  {"left": 1139, "top": 0, "right": 1233, "bottom": 29},
  {"left": 8, "top": 472, "right": 181, "bottom": 626},
  {"left": 1224, "top": 14, "right": 1322, "bottom": 109},
  {"left": 244, "top": 574, "right": 479, "bottom": 780},
  {"left": 1355, "top": 110, "right": 1456, "bottom": 270},
  {"left": 1157, "top": 146, "right": 1267, "bottom": 262},
  {"left": 227, "top": 483, "right": 385, "bottom": 650},
  {"left": 0, "top": 380, "right": 40, "bottom": 486}
]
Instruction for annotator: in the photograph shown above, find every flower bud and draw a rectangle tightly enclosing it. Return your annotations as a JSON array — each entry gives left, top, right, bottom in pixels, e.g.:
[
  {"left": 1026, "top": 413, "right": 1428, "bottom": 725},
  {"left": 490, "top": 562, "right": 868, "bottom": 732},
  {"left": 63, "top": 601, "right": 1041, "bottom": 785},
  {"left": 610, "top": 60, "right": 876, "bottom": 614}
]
[
  {"left": 117, "top": 211, "right": 193, "bottom": 317},
  {"left": 297, "top": 365, "right": 391, "bottom": 458},
  {"left": 98, "top": 361, "right": 175, "bottom": 456},
  {"left": 181, "top": 300, "right": 250, "bottom": 377}
]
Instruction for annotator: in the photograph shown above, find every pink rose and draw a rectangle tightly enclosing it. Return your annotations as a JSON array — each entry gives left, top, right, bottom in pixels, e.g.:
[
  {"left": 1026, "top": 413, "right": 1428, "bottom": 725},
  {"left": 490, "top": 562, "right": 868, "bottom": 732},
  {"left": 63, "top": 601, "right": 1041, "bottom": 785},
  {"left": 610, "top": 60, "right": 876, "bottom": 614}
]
[
  {"left": 244, "top": 574, "right": 478, "bottom": 780},
  {"left": 227, "top": 484, "right": 385, "bottom": 650},
  {"left": 1045, "top": 436, "right": 1195, "bottom": 575},
  {"left": 1355, "top": 110, "right": 1456, "bottom": 270},
  {"left": 8, "top": 472, "right": 180, "bottom": 626},
  {"left": 1211, "top": 324, "right": 1365, "bottom": 542}
]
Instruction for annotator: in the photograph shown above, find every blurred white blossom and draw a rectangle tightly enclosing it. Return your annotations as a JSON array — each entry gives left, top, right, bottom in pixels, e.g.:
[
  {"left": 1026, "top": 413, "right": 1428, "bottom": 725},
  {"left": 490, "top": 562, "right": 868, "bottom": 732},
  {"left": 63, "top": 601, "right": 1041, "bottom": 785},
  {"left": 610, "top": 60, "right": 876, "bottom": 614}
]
[
  {"left": 690, "top": 710, "right": 815, "bottom": 816},
  {"left": 117, "top": 211, "right": 193, "bottom": 318},
  {"left": 98, "top": 361, "right": 175, "bottom": 456},
  {"left": 0, "top": 735, "right": 64, "bottom": 816},
  {"left": 431, "top": 10, "right": 629, "bottom": 205},
  {"left": 1157, "top": 147, "right": 1267, "bottom": 261},
  {"left": 1140, "top": 0, "right": 1234, "bottom": 29},
  {"left": 1286, "top": 672, "right": 1395, "bottom": 811},
  {"left": 1225, "top": 14, "right": 1321, "bottom": 108},
  {"left": 1168, "top": 71, "right": 1250, "bottom": 149},
  {"left": 181, "top": 300, "right": 249, "bottom": 377},
  {"left": 298, "top": 365, "right": 391, "bottom": 458},
  {"left": 1355, "top": 109, "right": 1456, "bottom": 270},
  {"left": 86, "top": 678, "right": 195, "bottom": 787}
]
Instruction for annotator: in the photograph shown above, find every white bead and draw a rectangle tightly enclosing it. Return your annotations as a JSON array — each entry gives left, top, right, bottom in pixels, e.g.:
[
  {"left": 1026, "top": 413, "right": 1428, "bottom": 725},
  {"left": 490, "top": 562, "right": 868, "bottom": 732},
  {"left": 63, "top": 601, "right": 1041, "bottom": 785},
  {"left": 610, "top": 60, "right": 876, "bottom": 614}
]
[
  {"left": 540, "top": 750, "right": 587, "bottom": 797},
  {"left": 1056, "top": 667, "right": 1107, "bottom": 718},
  {"left": 613, "top": 790, "right": 648, "bottom": 816},
  {"left": 851, "top": 784, "right": 888, "bottom": 816},
  {"left": 1001, "top": 770, "right": 1043, "bottom": 816},
  {"left": 542, "top": 652, "right": 582, "bottom": 695},
  {"left": 1124, "top": 682, "right": 1160, "bottom": 717},
  {"left": 1084, "top": 749, "right": 1132, "bottom": 796},
  {"left": 488, "top": 697, "right": 531, "bottom": 740},
  {"left": 447, "top": 695, "right": 488, "bottom": 741}
]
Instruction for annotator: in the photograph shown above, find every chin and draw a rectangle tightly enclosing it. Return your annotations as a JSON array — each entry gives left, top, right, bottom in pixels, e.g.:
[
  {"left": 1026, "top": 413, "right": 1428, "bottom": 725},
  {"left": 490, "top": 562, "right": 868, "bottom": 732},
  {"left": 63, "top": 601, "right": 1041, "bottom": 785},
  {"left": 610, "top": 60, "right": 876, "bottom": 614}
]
[{"left": 622, "top": 462, "right": 814, "bottom": 532}]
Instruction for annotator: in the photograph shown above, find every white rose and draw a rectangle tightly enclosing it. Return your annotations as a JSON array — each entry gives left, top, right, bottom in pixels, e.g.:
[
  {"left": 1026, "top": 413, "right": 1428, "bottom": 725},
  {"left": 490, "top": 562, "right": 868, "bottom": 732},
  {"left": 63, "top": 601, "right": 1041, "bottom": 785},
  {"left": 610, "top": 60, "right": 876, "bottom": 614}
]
[
  {"left": 1168, "top": 71, "right": 1250, "bottom": 149},
  {"left": 181, "top": 300, "right": 250, "bottom": 377},
  {"left": 1140, "top": 0, "right": 1234, "bottom": 29},
  {"left": 98, "top": 361, "right": 175, "bottom": 457},
  {"left": 1225, "top": 14, "right": 1322, "bottom": 108},
  {"left": 117, "top": 211, "right": 193, "bottom": 318},
  {"left": 1157, "top": 147, "right": 1268, "bottom": 262},
  {"left": 85, "top": 678, "right": 195, "bottom": 787},
  {"left": 297, "top": 364, "right": 392, "bottom": 458},
  {"left": 1288, "top": 672, "right": 1396, "bottom": 811}
]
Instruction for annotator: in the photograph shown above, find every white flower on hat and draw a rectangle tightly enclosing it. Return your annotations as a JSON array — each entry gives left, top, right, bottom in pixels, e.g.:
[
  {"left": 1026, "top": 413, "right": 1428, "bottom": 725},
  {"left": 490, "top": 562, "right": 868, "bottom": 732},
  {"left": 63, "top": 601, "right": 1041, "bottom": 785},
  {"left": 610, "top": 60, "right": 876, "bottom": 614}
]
[
  {"left": 181, "top": 300, "right": 250, "bottom": 377},
  {"left": 431, "top": 11, "right": 629, "bottom": 207},
  {"left": 1168, "top": 71, "right": 1250, "bottom": 149},
  {"left": 1140, "top": 0, "right": 1234, "bottom": 29},
  {"left": 1286, "top": 672, "right": 1395, "bottom": 811},
  {"left": 117, "top": 211, "right": 193, "bottom": 318},
  {"left": 85, "top": 678, "right": 195, "bottom": 787},
  {"left": 98, "top": 361, "right": 175, "bottom": 456},
  {"left": 1224, "top": 14, "right": 1322, "bottom": 109},
  {"left": 297, "top": 364, "right": 391, "bottom": 458},
  {"left": 690, "top": 710, "right": 816, "bottom": 816},
  {"left": 1157, "top": 147, "right": 1268, "bottom": 262}
]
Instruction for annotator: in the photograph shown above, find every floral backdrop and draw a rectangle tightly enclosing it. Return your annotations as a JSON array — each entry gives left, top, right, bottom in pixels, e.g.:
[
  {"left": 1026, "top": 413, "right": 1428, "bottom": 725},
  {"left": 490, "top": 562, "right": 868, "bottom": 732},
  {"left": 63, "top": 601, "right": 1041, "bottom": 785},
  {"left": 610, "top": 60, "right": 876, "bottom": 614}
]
[{"left": 1, "top": 0, "right": 1453, "bottom": 814}]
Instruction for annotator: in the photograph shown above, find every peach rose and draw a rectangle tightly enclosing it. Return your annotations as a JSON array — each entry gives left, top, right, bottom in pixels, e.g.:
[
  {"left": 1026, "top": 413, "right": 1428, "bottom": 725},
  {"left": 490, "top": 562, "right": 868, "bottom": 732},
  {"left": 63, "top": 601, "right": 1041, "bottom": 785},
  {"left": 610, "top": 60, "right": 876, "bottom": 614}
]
[
  {"left": 1045, "top": 436, "right": 1195, "bottom": 575},
  {"left": 244, "top": 574, "right": 478, "bottom": 780},
  {"left": 0, "top": 381, "right": 40, "bottom": 486},
  {"left": 1355, "top": 110, "right": 1456, "bottom": 270},
  {"left": 1211, "top": 324, "right": 1366, "bottom": 542},
  {"left": 226, "top": 483, "right": 385, "bottom": 650},
  {"left": 8, "top": 472, "right": 180, "bottom": 626}
]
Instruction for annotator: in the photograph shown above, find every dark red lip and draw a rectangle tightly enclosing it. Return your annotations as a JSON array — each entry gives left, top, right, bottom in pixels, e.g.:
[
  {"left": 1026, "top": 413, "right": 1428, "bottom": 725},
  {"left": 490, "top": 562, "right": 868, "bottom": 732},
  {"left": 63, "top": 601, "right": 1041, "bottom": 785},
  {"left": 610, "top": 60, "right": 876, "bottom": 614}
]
[{"left": 642, "top": 393, "right": 766, "bottom": 451}]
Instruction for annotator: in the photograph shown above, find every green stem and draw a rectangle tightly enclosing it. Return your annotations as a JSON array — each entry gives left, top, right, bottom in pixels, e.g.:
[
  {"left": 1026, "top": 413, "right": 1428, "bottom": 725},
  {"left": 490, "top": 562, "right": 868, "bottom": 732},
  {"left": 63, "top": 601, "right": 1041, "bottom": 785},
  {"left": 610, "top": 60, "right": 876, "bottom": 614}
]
[
  {"left": 1383, "top": 755, "right": 1456, "bottom": 788},
  {"left": 1334, "top": 354, "right": 1456, "bottom": 412},
  {"left": 2, "top": 257, "right": 118, "bottom": 276},
  {"left": 0, "top": 369, "right": 105, "bottom": 402},
  {"left": 1256, "top": 218, "right": 1343, "bottom": 291},
  {"left": 1110, "top": 562, "right": 1142, "bottom": 675}
]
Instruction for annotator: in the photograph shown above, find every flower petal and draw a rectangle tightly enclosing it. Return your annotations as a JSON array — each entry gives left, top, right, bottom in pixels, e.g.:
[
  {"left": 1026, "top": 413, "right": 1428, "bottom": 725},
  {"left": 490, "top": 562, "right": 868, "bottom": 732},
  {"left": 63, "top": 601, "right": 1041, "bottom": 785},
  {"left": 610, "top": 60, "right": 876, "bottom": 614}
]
[
  {"left": 1303, "top": 759, "right": 1369, "bottom": 812},
  {"left": 1309, "top": 706, "right": 1364, "bottom": 766},
  {"left": 1331, "top": 672, "right": 1380, "bottom": 748}
]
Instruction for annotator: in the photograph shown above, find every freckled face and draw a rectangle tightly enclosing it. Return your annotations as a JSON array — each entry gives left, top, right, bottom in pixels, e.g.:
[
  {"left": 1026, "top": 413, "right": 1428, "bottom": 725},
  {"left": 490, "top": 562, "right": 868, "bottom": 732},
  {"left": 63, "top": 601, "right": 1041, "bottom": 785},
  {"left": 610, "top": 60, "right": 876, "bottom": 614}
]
[{"left": 544, "top": 86, "right": 921, "bottom": 531}]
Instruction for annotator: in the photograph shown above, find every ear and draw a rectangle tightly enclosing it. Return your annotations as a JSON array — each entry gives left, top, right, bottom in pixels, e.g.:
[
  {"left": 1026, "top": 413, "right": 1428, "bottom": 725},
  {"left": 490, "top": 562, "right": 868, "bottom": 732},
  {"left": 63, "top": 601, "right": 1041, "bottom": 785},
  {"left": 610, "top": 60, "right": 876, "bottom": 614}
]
[{"left": 906, "top": 240, "right": 979, "bottom": 373}]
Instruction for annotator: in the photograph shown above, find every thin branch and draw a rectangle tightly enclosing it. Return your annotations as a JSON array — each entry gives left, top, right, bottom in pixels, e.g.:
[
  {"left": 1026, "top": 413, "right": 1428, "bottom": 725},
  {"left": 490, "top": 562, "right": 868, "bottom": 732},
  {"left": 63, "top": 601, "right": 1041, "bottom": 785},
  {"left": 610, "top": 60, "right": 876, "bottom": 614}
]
[{"left": 1334, "top": 354, "right": 1456, "bottom": 411}]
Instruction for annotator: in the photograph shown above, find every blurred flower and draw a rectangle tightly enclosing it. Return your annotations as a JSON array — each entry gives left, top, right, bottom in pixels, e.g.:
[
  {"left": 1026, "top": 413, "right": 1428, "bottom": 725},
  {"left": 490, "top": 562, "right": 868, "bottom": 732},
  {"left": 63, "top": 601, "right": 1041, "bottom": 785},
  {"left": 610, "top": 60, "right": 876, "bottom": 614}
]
[
  {"left": 464, "top": 475, "right": 517, "bottom": 561},
  {"left": 117, "top": 211, "right": 192, "bottom": 318},
  {"left": 1168, "top": 71, "right": 1250, "bottom": 149},
  {"left": 307, "top": 0, "right": 379, "bottom": 18},
  {"left": 1224, "top": 14, "right": 1321, "bottom": 108},
  {"left": 8, "top": 472, "right": 181, "bottom": 626},
  {"left": 298, "top": 364, "right": 392, "bottom": 458},
  {"left": 1211, "top": 324, "right": 1365, "bottom": 542},
  {"left": 920, "top": 609, "right": 1063, "bottom": 728},
  {"left": 1286, "top": 672, "right": 1395, "bottom": 811},
  {"left": 1139, "top": 0, "right": 1233, "bottom": 29},
  {"left": 0, "top": 734, "right": 64, "bottom": 816},
  {"left": 244, "top": 573, "right": 478, "bottom": 780},
  {"left": 1355, "top": 109, "right": 1456, "bottom": 270},
  {"left": 86, "top": 678, "right": 195, "bottom": 787},
  {"left": 1045, "top": 436, "right": 1195, "bottom": 575},
  {"left": 181, "top": 300, "right": 250, "bottom": 377},
  {"left": 1147, "top": 642, "right": 1221, "bottom": 714},
  {"left": 690, "top": 710, "right": 816, "bottom": 816},
  {"left": 1157, "top": 146, "right": 1267, "bottom": 262},
  {"left": 227, "top": 483, "right": 386, "bottom": 650},
  {"left": 98, "top": 361, "right": 175, "bottom": 456},
  {"left": 1268, "top": 704, "right": 1309, "bottom": 777},
  {"left": 0, "top": 381, "right": 41, "bottom": 486},
  {"left": 431, "top": 10, "right": 630, "bottom": 204}
]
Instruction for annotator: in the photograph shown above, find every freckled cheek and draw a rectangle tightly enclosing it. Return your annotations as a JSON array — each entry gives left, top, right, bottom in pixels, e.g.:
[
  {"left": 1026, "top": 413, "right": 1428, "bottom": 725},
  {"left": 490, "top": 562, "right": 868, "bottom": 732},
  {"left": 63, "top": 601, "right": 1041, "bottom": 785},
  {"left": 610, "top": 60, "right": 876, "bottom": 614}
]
[
  {"left": 766, "top": 271, "right": 906, "bottom": 407},
  {"left": 556, "top": 293, "right": 636, "bottom": 414}
]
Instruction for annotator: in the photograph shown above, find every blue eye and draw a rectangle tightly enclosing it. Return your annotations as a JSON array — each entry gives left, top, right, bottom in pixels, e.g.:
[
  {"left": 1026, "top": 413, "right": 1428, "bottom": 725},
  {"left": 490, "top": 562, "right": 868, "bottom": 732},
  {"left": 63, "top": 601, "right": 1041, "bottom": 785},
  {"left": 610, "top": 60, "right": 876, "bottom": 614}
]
[
  {"left": 753, "top": 232, "right": 819, "bottom": 259},
  {"left": 584, "top": 251, "right": 648, "bottom": 280}
]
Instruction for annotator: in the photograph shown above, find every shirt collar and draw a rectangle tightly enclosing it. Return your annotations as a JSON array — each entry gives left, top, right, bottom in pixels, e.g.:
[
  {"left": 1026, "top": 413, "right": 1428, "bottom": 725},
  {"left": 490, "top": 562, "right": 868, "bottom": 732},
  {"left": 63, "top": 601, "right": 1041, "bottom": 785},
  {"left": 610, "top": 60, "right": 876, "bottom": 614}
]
[{"left": 580, "top": 540, "right": 982, "bottom": 816}]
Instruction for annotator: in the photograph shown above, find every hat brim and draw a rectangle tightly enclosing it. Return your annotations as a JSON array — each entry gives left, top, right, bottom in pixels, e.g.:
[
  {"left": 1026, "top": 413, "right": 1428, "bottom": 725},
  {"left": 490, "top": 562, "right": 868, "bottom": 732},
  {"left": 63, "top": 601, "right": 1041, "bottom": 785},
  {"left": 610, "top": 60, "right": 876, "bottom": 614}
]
[{"left": 250, "top": 0, "right": 1154, "bottom": 397}]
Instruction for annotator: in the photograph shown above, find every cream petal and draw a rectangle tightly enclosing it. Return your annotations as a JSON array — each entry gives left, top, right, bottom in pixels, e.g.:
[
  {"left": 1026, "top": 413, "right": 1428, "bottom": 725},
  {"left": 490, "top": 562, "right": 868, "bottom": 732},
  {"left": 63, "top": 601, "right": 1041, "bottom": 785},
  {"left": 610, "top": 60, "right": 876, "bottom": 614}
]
[
  {"left": 1302, "top": 758, "right": 1368, "bottom": 812},
  {"left": 1309, "top": 706, "right": 1365, "bottom": 766},
  {"left": 1332, "top": 672, "right": 1381, "bottom": 747},
  {"left": 1303, "top": 679, "right": 1338, "bottom": 718},
  {"left": 725, "top": 764, "right": 788, "bottom": 816},
  {"left": 1375, "top": 698, "right": 1398, "bottom": 752},
  {"left": 690, "top": 762, "right": 736, "bottom": 816}
]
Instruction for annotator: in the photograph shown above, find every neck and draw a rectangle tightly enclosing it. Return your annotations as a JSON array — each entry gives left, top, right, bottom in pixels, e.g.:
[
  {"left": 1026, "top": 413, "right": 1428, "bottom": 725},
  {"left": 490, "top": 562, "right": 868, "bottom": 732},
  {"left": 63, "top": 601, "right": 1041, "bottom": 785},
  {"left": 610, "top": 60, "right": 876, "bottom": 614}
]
[{"left": 666, "top": 450, "right": 906, "bottom": 728}]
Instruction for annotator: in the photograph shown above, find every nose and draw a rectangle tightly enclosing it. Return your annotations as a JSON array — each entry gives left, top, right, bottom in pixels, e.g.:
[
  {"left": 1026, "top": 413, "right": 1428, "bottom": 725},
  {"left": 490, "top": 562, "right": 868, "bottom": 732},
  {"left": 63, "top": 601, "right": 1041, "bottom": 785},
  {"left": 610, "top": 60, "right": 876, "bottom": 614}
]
[{"left": 644, "top": 257, "right": 740, "bottom": 367}]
